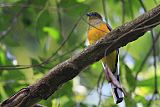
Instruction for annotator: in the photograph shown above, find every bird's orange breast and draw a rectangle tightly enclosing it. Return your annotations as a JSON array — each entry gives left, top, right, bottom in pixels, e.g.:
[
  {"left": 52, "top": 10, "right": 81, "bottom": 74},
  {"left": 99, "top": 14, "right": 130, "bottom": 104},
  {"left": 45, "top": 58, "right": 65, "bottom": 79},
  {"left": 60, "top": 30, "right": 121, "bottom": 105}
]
[
  {"left": 88, "top": 23, "right": 110, "bottom": 45},
  {"left": 87, "top": 22, "right": 116, "bottom": 71}
]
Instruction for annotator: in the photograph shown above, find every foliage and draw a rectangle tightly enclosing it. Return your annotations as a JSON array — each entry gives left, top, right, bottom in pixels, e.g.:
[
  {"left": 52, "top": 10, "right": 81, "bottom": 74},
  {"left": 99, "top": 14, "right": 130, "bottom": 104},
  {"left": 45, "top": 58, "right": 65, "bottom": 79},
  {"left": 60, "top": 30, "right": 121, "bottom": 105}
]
[{"left": 0, "top": 0, "right": 160, "bottom": 107}]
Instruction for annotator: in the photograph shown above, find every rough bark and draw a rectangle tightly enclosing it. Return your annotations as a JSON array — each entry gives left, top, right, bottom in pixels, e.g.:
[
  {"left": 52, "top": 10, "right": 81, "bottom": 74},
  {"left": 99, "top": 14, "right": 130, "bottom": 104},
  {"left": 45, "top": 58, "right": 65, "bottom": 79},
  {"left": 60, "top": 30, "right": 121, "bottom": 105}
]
[{"left": 1, "top": 4, "right": 160, "bottom": 107}]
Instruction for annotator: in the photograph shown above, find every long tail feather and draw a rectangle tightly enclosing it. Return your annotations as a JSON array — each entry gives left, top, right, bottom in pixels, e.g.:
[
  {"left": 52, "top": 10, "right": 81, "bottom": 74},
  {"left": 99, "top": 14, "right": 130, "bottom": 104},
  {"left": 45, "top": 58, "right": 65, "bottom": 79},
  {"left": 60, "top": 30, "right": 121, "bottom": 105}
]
[
  {"left": 102, "top": 50, "right": 124, "bottom": 104},
  {"left": 111, "top": 53, "right": 124, "bottom": 104},
  {"left": 111, "top": 75, "right": 124, "bottom": 104}
]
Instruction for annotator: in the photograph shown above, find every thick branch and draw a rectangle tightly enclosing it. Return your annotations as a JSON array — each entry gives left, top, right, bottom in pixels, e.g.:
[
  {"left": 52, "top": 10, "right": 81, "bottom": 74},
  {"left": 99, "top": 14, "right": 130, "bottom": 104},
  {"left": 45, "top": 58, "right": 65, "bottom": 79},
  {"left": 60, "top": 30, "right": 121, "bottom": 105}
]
[{"left": 1, "top": 5, "right": 160, "bottom": 107}]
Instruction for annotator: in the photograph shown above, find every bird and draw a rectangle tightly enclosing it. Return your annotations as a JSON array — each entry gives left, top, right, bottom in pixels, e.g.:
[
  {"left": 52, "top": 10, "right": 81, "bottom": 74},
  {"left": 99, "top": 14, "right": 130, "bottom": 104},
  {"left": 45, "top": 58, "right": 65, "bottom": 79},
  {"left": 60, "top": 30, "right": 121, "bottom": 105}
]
[{"left": 86, "top": 12, "right": 124, "bottom": 104}]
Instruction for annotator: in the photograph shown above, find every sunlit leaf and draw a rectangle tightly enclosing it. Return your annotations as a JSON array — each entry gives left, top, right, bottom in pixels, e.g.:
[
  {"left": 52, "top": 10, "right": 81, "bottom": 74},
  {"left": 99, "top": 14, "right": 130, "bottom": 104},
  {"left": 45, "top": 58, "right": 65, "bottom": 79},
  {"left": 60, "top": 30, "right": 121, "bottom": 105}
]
[
  {"left": 0, "top": 50, "right": 6, "bottom": 65},
  {"left": 43, "top": 27, "right": 60, "bottom": 41},
  {"left": 0, "top": 84, "right": 8, "bottom": 100}
]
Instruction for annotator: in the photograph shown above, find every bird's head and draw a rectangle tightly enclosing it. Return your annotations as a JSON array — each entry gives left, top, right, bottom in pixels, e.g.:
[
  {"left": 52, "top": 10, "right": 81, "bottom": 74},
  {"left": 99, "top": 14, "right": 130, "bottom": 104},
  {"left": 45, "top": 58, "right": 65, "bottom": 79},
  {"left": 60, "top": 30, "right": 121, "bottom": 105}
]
[{"left": 86, "top": 12, "right": 102, "bottom": 20}]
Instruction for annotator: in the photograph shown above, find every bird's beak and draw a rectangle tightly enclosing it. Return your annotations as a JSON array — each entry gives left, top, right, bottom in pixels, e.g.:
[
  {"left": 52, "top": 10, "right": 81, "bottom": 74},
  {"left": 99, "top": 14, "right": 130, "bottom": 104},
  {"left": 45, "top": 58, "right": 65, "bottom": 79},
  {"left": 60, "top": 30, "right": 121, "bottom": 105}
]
[{"left": 86, "top": 13, "right": 91, "bottom": 17}]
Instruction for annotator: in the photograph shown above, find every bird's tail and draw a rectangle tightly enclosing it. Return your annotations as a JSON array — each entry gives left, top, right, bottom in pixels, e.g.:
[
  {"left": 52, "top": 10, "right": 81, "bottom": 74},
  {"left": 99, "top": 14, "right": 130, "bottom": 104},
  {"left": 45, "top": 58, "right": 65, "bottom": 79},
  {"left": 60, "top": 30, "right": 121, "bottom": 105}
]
[
  {"left": 103, "top": 65, "right": 125, "bottom": 104},
  {"left": 102, "top": 50, "right": 124, "bottom": 104},
  {"left": 110, "top": 74, "right": 124, "bottom": 104},
  {"left": 102, "top": 54, "right": 124, "bottom": 103}
]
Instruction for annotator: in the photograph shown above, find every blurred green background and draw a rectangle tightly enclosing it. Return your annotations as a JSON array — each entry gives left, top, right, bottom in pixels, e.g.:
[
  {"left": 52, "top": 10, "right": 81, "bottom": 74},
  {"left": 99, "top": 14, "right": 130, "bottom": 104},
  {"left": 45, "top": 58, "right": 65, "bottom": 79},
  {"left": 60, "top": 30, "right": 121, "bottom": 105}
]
[{"left": 0, "top": 0, "right": 160, "bottom": 107}]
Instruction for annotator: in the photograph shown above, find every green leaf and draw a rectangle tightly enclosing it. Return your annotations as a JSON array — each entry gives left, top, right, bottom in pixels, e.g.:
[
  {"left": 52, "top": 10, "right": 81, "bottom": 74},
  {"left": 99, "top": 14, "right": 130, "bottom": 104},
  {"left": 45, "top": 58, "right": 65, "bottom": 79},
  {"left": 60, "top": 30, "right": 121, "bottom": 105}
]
[
  {"left": 76, "top": 0, "right": 86, "bottom": 3},
  {"left": 43, "top": 27, "right": 60, "bottom": 41},
  {"left": 125, "top": 94, "right": 137, "bottom": 107},
  {"left": 0, "top": 50, "right": 6, "bottom": 65},
  {"left": 125, "top": 64, "right": 136, "bottom": 92},
  {"left": 137, "top": 76, "right": 160, "bottom": 88},
  {"left": 0, "top": 84, "right": 8, "bottom": 100}
]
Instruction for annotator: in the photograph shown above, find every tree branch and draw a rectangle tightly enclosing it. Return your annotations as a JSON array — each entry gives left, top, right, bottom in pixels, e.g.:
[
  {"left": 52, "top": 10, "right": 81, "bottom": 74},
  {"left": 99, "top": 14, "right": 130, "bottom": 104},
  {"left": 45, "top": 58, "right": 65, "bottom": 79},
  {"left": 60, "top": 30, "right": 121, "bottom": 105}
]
[{"left": 1, "top": 5, "right": 160, "bottom": 107}]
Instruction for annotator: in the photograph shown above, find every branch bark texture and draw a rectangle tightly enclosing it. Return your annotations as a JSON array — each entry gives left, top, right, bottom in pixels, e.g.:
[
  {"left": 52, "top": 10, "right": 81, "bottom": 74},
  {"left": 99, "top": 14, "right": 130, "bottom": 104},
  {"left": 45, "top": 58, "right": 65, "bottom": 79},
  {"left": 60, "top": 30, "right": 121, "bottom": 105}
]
[{"left": 1, "top": 5, "right": 160, "bottom": 107}]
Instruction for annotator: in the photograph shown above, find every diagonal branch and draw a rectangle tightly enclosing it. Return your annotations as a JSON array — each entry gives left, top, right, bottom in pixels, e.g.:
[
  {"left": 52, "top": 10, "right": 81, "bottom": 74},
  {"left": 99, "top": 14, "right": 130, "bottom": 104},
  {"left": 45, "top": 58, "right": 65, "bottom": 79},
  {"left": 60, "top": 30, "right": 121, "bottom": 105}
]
[{"left": 1, "top": 5, "right": 160, "bottom": 107}]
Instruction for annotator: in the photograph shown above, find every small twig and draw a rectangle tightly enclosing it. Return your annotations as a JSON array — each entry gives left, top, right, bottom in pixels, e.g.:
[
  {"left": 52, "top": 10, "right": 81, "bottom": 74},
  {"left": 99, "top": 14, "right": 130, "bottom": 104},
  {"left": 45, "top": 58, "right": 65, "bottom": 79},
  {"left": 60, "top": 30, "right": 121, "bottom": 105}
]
[
  {"left": 32, "top": 104, "right": 47, "bottom": 107},
  {"left": 135, "top": 31, "right": 160, "bottom": 78},
  {"left": 102, "top": 0, "right": 108, "bottom": 22},
  {"left": 147, "top": 92, "right": 160, "bottom": 107},
  {"left": 0, "top": 39, "right": 85, "bottom": 70},
  {"left": 128, "top": 0, "right": 134, "bottom": 19},
  {"left": 43, "top": 13, "right": 84, "bottom": 63},
  {"left": 97, "top": 71, "right": 104, "bottom": 91},
  {"left": 0, "top": 11, "right": 86, "bottom": 70},
  {"left": 34, "top": 1, "right": 48, "bottom": 34},
  {"left": 97, "top": 76, "right": 105, "bottom": 107},
  {"left": 138, "top": 0, "right": 147, "bottom": 12},
  {"left": 55, "top": 0, "right": 64, "bottom": 38},
  {"left": 147, "top": 94, "right": 155, "bottom": 107},
  {"left": 120, "top": 0, "right": 126, "bottom": 24},
  {"left": 0, "top": 3, "right": 84, "bottom": 10},
  {"left": 151, "top": 30, "right": 158, "bottom": 93}
]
